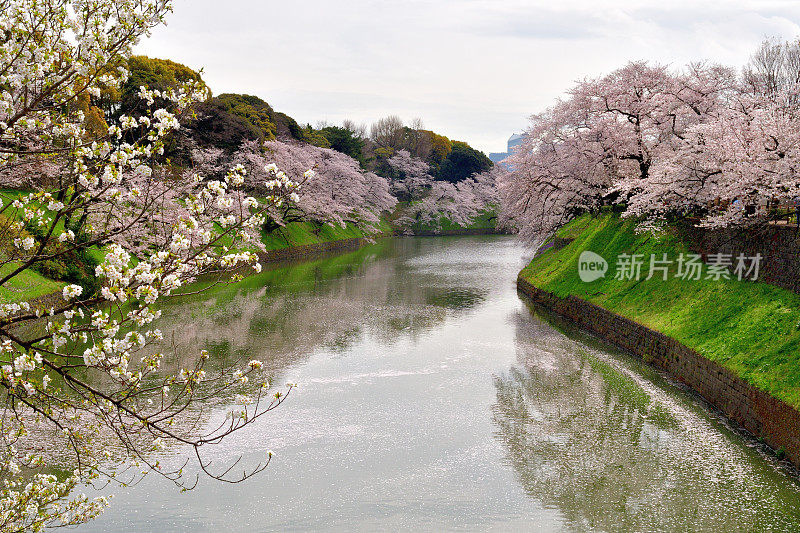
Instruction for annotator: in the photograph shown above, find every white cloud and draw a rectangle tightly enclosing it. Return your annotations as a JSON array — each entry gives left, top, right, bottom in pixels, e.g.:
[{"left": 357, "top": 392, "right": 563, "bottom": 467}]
[{"left": 136, "top": 0, "right": 800, "bottom": 153}]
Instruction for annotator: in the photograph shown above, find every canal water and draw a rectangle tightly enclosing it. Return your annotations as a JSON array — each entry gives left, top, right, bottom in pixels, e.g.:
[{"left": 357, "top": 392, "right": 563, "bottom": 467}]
[{"left": 79, "top": 236, "right": 800, "bottom": 531}]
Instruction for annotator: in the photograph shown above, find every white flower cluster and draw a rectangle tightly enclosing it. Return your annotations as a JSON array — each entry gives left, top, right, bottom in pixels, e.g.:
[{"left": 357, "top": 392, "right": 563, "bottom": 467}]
[
  {"left": 62, "top": 285, "right": 83, "bottom": 300},
  {"left": 0, "top": 1, "right": 314, "bottom": 526},
  {"left": 0, "top": 301, "right": 30, "bottom": 319}
]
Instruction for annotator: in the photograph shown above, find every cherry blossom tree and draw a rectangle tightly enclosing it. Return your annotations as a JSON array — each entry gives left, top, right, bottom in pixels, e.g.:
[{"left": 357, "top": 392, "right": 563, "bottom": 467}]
[
  {"left": 385, "top": 149, "right": 434, "bottom": 201},
  {"left": 255, "top": 140, "right": 396, "bottom": 233},
  {"left": 0, "top": 1, "right": 310, "bottom": 529},
  {"left": 499, "top": 96, "right": 613, "bottom": 246},
  {"left": 613, "top": 63, "right": 741, "bottom": 226},
  {"left": 625, "top": 89, "right": 800, "bottom": 229},
  {"left": 501, "top": 61, "right": 740, "bottom": 245},
  {"left": 387, "top": 150, "right": 499, "bottom": 232},
  {"left": 616, "top": 54, "right": 799, "bottom": 229}
]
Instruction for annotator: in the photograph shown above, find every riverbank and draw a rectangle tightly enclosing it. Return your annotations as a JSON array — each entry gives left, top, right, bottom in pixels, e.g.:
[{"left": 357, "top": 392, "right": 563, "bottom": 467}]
[
  {"left": 518, "top": 213, "right": 800, "bottom": 466},
  {"left": 407, "top": 210, "right": 500, "bottom": 236},
  {"left": 79, "top": 234, "right": 800, "bottom": 531},
  {"left": 258, "top": 213, "right": 504, "bottom": 256},
  {"left": 2, "top": 214, "right": 503, "bottom": 308}
]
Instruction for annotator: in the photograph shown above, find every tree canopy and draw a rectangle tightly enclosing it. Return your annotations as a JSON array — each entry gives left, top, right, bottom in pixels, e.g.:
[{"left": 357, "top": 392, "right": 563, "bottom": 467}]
[
  {"left": 500, "top": 41, "right": 800, "bottom": 246},
  {"left": 216, "top": 93, "right": 277, "bottom": 141},
  {"left": 436, "top": 141, "right": 493, "bottom": 183},
  {"left": 119, "top": 55, "right": 207, "bottom": 116},
  {"left": 319, "top": 126, "right": 368, "bottom": 168}
]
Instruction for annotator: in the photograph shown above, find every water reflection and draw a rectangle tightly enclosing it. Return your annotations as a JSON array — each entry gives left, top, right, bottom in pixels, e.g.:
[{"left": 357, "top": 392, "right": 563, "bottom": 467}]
[
  {"left": 74, "top": 235, "right": 800, "bottom": 532},
  {"left": 153, "top": 238, "right": 493, "bottom": 377},
  {"left": 493, "top": 302, "right": 800, "bottom": 531}
]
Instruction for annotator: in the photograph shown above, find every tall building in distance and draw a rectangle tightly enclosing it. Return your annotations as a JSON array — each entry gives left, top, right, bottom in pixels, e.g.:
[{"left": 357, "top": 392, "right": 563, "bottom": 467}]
[{"left": 489, "top": 133, "right": 524, "bottom": 165}]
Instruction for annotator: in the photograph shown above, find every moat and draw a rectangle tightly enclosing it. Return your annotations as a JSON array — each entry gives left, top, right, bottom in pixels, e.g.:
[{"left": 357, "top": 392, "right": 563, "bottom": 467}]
[{"left": 79, "top": 236, "right": 800, "bottom": 531}]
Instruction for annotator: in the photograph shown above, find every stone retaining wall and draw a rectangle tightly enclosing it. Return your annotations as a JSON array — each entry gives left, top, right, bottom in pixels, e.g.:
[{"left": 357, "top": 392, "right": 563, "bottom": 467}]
[
  {"left": 687, "top": 224, "right": 800, "bottom": 294},
  {"left": 517, "top": 277, "right": 800, "bottom": 468}
]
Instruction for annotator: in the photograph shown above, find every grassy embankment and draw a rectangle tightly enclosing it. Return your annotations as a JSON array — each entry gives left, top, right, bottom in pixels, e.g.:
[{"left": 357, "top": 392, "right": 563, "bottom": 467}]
[
  {"left": 0, "top": 185, "right": 498, "bottom": 305},
  {"left": 520, "top": 213, "right": 800, "bottom": 410},
  {"left": 0, "top": 181, "right": 397, "bottom": 303},
  {"left": 259, "top": 218, "right": 392, "bottom": 250},
  {"left": 0, "top": 264, "right": 64, "bottom": 304},
  {"left": 0, "top": 218, "right": 391, "bottom": 304},
  {"left": 409, "top": 210, "right": 498, "bottom": 234},
  {"left": 0, "top": 189, "right": 117, "bottom": 303}
]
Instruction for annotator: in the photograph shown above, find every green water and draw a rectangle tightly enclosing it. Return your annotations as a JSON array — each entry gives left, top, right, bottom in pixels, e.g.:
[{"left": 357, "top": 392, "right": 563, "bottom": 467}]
[{"left": 77, "top": 236, "right": 800, "bottom": 532}]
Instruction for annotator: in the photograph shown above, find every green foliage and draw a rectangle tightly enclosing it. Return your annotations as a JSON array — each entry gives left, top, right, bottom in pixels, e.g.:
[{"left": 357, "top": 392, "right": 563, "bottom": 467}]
[
  {"left": 73, "top": 92, "right": 108, "bottom": 137},
  {"left": 25, "top": 222, "right": 102, "bottom": 297},
  {"left": 319, "top": 126, "right": 367, "bottom": 167},
  {"left": 119, "top": 55, "right": 206, "bottom": 116},
  {"left": 422, "top": 130, "right": 452, "bottom": 164},
  {"left": 302, "top": 126, "right": 331, "bottom": 148},
  {"left": 126, "top": 56, "right": 204, "bottom": 88},
  {"left": 186, "top": 98, "right": 262, "bottom": 150},
  {"left": 107, "top": 56, "right": 493, "bottom": 188},
  {"left": 216, "top": 93, "right": 277, "bottom": 141},
  {"left": 273, "top": 112, "right": 306, "bottom": 141},
  {"left": 364, "top": 122, "right": 487, "bottom": 182},
  {"left": 374, "top": 146, "right": 395, "bottom": 159},
  {"left": 181, "top": 93, "right": 317, "bottom": 153},
  {"left": 521, "top": 213, "right": 800, "bottom": 410},
  {"left": 105, "top": 56, "right": 210, "bottom": 163},
  {"left": 115, "top": 57, "right": 324, "bottom": 154},
  {"left": 33, "top": 258, "right": 68, "bottom": 280},
  {"left": 436, "top": 141, "right": 493, "bottom": 183}
]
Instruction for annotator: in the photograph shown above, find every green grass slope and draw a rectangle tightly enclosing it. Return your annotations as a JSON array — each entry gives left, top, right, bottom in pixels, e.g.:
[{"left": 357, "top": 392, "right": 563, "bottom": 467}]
[
  {"left": 260, "top": 219, "right": 391, "bottom": 250},
  {"left": 0, "top": 217, "right": 393, "bottom": 306},
  {"left": 409, "top": 209, "right": 498, "bottom": 234},
  {"left": 520, "top": 213, "right": 800, "bottom": 409},
  {"left": 0, "top": 263, "right": 65, "bottom": 304},
  {"left": 0, "top": 195, "right": 492, "bottom": 307}
]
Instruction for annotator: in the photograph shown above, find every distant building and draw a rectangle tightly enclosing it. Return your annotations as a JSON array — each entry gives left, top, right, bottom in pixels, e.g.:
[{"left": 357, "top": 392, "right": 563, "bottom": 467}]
[
  {"left": 489, "top": 133, "right": 524, "bottom": 166},
  {"left": 488, "top": 151, "right": 507, "bottom": 164},
  {"left": 508, "top": 133, "right": 524, "bottom": 152}
]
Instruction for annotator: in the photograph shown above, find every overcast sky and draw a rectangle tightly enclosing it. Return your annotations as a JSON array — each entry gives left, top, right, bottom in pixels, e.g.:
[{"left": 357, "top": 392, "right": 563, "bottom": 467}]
[{"left": 135, "top": 0, "right": 800, "bottom": 154}]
